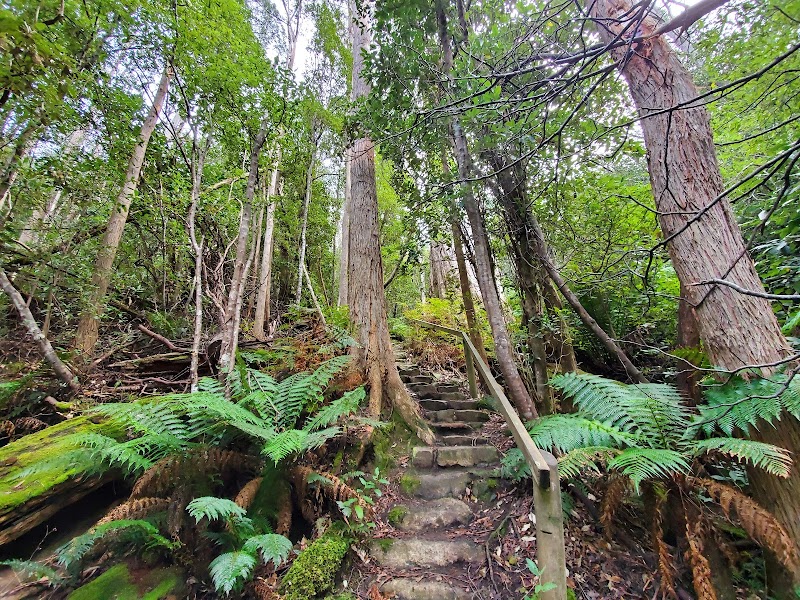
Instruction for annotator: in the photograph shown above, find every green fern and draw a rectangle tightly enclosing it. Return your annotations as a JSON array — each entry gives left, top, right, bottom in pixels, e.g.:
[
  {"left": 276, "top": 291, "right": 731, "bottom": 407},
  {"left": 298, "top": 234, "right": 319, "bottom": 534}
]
[
  {"left": 694, "top": 438, "right": 791, "bottom": 477},
  {"left": 557, "top": 446, "right": 621, "bottom": 479},
  {"left": 304, "top": 387, "right": 365, "bottom": 432},
  {"left": 242, "top": 533, "right": 293, "bottom": 566},
  {"left": 607, "top": 448, "right": 690, "bottom": 492},
  {"left": 0, "top": 559, "right": 64, "bottom": 586},
  {"left": 209, "top": 550, "right": 257, "bottom": 595},
  {"left": 56, "top": 520, "right": 175, "bottom": 570},
  {"left": 186, "top": 497, "right": 248, "bottom": 523}
]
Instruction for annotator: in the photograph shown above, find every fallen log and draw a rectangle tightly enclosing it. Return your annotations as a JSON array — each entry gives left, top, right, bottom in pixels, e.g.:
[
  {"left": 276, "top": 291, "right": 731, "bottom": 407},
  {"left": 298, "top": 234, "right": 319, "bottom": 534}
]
[{"left": 0, "top": 417, "right": 122, "bottom": 547}]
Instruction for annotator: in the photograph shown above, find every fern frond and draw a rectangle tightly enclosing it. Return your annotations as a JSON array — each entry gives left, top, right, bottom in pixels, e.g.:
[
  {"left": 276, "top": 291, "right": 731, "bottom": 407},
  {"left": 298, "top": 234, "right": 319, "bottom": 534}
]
[
  {"left": 0, "top": 559, "right": 63, "bottom": 586},
  {"left": 187, "top": 497, "right": 248, "bottom": 523},
  {"left": 551, "top": 373, "right": 688, "bottom": 442},
  {"left": 235, "top": 477, "right": 264, "bottom": 510},
  {"left": 697, "top": 375, "right": 784, "bottom": 435},
  {"left": 198, "top": 376, "right": 226, "bottom": 395},
  {"left": 304, "top": 387, "right": 365, "bottom": 432},
  {"left": 526, "top": 414, "right": 636, "bottom": 454},
  {"left": 209, "top": 551, "right": 257, "bottom": 595},
  {"left": 685, "top": 513, "right": 717, "bottom": 600},
  {"left": 688, "top": 477, "right": 800, "bottom": 573},
  {"left": 274, "top": 356, "right": 351, "bottom": 430},
  {"left": 242, "top": 534, "right": 293, "bottom": 567},
  {"left": 694, "top": 438, "right": 792, "bottom": 478},
  {"left": 56, "top": 520, "right": 173, "bottom": 569},
  {"left": 601, "top": 475, "right": 629, "bottom": 537},
  {"left": 263, "top": 430, "right": 308, "bottom": 464},
  {"left": 651, "top": 490, "right": 676, "bottom": 598},
  {"left": 97, "top": 497, "right": 171, "bottom": 525},
  {"left": 557, "top": 446, "right": 621, "bottom": 479},
  {"left": 607, "top": 448, "right": 690, "bottom": 491}
]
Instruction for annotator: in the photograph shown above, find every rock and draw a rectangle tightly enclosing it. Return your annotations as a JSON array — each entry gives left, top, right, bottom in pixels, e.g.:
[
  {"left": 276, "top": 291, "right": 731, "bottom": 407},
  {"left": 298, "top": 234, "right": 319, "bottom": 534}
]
[
  {"left": 452, "top": 409, "right": 490, "bottom": 423},
  {"left": 438, "top": 434, "right": 488, "bottom": 446},
  {"left": 370, "top": 539, "right": 485, "bottom": 569},
  {"left": 411, "top": 446, "right": 435, "bottom": 468},
  {"left": 436, "top": 445, "right": 499, "bottom": 467},
  {"left": 427, "top": 409, "right": 456, "bottom": 423},
  {"left": 411, "top": 468, "right": 497, "bottom": 499},
  {"left": 419, "top": 399, "right": 449, "bottom": 411},
  {"left": 447, "top": 399, "right": 480, "bottom": 410},
  {"left": 381, "top": 579, "right": 474, "bottom": 600},
  {"left": 398, "top": 498, "right": 473, "bottom": 531}
]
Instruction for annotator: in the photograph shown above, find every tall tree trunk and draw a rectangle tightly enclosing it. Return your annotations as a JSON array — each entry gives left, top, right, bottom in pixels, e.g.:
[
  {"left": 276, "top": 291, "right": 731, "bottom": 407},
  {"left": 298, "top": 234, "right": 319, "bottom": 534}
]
[
  {"left": 588, "top": 0, "right": 800, "bottom": 589},
  {"left": 187, "top": 134, "right": 209, "bottom": 392},
  {"left": 247, "top": 203, "right": 265, "bottom": 319},
  {"left": 348, "top": 0, "right": 434, "bottom": 444},
  {"left": 0, "top": 121, "right": 37, "bottom": 213},
  {"left": 675, "top": 283, "right": 701, "bottom": 405},
  {"left": 74, "top": 65, "right": 173, "bottom": 356},
  {"left": 539, "top": 274, "right": 579, "bottom": 373},
  {"left": 338, "top": 157, "right": 351, "bottom": 306},
  {"left": 428, "top": 241, "right": 451, "bottom": 299},
  {"left": 252, "top": 168, "right": 279, "bottom": 340},
  {"left": 450, "top": 217, "right": 489, "bottom": 366},
  {"left": 219, "top": 119, "right": 269, "bottom": 377},
  {"left": 0, "top": 268, "right": 78, "bottom": 390},
  {"left": 296, "top": 131, "right": 317, "bottom": 305},
  {"left": 436, "top": 0, "right": 536, "bottom": 418}
]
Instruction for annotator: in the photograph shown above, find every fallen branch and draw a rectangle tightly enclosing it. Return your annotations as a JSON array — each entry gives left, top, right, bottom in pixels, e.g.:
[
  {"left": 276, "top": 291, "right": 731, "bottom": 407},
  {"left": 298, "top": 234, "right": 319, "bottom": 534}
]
[
  {"left": 690, "top": 278, "right": 800, "bottom": 301},
  {"left": 137, "top": 323, "right": 185, "bottom": 351},
  {"left": 0, "top": 268, "right": 79, "bottom": 390}
]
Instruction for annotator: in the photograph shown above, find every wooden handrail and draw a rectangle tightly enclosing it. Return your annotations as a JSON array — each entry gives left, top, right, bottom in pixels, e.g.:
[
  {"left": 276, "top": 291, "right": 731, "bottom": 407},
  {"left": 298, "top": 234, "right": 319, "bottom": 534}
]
[{"left": 407, "top": 318, "right": 568, "bottom": 599}]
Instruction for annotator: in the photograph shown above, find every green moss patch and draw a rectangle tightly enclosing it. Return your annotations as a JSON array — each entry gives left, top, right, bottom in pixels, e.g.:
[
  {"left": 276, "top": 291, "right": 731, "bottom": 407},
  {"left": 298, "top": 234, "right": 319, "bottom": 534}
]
[
  {"left": 399, "top": 474, "right": 420, "bottom": 495},
  {"left": 67, "top": 563, "right": 184, "bottom": 600},
  {"left": 280, "top": 530, "right": 351, "bottom": 600},
  {"left": 387, "top": 505, "right": 408, "bottom": 526}
]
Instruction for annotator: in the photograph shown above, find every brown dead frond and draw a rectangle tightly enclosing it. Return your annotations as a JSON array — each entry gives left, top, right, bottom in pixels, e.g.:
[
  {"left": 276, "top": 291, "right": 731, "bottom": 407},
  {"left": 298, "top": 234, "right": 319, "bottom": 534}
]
[
  {"left": 601, "top": 476, "right": 628, "bottom": 538},
  {"left": 689, "top": 477, "right": 800, "bottom": 574},
  {"left": 289, "top": 466, "right": 368, "bottom": 522},
  {"left": 252, "top": 573, "right": 282, "bottom": 600},
  {"left": 685, "top": 512, "right": 718, "bottom": 600},
  {"left": 0, "top": 420, "right": 15, "bottom": 440},
  {"left": 651, "top": 491, "right": 677, "bottom": 598},
  {"left": 97, "top": 497, "right": 171, "bottom": 525},
  {"left": 13, "top": 417, "right": 47, "bottom": 433},
  {"left": 131, "top": 447, "right": 261, "bottom": 499},
  {"left": 368, "top": 583, "right": 391, "bottom": 599},
  {"left": 275, "top": 483, "right": 292, "bottom": 535},
  {"left": 235, "top": 477, "right": 264, "bottom": 510}
]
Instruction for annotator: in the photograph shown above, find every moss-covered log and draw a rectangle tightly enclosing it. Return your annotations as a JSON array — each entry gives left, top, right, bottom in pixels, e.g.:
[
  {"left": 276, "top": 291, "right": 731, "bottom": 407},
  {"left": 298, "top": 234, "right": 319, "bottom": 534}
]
[{"left": 0, "top": 417, "right": 121, "bottom": 546}]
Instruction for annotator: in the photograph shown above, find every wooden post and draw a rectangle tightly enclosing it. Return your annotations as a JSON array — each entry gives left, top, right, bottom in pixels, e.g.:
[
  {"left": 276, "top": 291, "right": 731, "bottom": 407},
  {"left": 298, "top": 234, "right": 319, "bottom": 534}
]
[
  {"left": 463, "top": 338, "right": 478, "bottom": 399},
  {"left": 532, "top": 450, "right": 567, "bottom": 600}
]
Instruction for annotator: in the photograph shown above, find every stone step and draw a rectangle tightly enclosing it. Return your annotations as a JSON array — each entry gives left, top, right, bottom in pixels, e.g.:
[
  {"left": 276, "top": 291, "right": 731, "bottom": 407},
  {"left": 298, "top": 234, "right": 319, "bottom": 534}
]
[
  {"left": 418, "top": 398, "right": 480, "bottom": 411},
  {"left": 427, "top": 421, "right": 483, "bottom": 434},
  {"left": 438, "top": 434, "right": 488, "bottom": 446},
  {"left": 381, "top": 579, "right": 475, "bottom": 600},
  {"left": 398, "top": 366, "right": 421, "bottom": 378},
  {"left": 411, "top": 444, "right": 499, "bottom": 468},
  {"left": 390, "top": 498, "right": 473, "bottom": 532},
  {"left": 408, "top": 383, "right": 461, "bottom": 396},
  {"left": 406, "top": 467, "right": 497, "bottom": 499},
  {"left": 404, "top": 375, "right": 434, "bottom": 385},
  {"left": 369, "top": 538, "right": 485, "bottom": 569},
  {"left": 426, "top": 409, "right": 491, "bottom": 424}
]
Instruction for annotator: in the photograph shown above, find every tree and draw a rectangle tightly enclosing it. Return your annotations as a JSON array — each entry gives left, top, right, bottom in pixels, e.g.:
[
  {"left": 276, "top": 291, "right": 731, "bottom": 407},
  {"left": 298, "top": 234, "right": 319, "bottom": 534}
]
[
  {"left": 74, "top": 64, "right": 173, "bottom": 356},
  {"left": 347, "top": 0, "right": 434, "bottom": 443},
  {"left": 587, "top": 0, "right": 800, "bottom": 587}
]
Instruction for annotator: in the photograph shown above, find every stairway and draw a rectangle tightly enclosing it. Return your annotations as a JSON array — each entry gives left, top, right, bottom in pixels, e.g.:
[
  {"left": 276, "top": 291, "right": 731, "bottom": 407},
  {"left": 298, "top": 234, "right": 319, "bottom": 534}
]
[{"left": 369, "top": 350, "right": 502, "bottom": 599}]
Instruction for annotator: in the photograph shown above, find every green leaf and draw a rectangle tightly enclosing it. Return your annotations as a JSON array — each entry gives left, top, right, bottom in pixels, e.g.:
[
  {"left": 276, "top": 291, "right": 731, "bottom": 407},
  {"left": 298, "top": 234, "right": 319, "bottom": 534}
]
[
  {"left": 209, "top": 551, "right": 257, "bottom": 595},
  {"left": 242, "top": 534, "right": 293, "bottom": 567},
  {"left": 187, "top": 497, "right": 248, "bottom": 523}
]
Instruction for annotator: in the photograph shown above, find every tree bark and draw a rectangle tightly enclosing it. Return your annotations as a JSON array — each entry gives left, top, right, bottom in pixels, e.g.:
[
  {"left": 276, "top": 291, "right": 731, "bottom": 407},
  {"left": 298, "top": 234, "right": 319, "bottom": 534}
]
[
  {"left": 451, "top": 217, "right": 489, "bottom": 366},
  {"left": 338, "top": 155, "right": 351, "bottom": 306},
  {"left": 587, "top": 0, "right": 800, "bottom": 589},
  {"left": 219, "top": 119, "right": 269, "bottom": 377},
  {"left": 74, "top": 65, "right": 173, "bottom": 356},
  {"left": 187, "top": 134, "right": 209, "bottom": 392},
  {"left": 436, "top": 0, "right": 536, "bottom": 418},
  {"left": 295, "top": 129, "right": 317, "bottom": 305},
  {"left": 252, "top": 168, "right": 279, "bottom": 340},
  {"left": 348, "top": 0, "right": 434, "bottom": 444},
  {"left": 0, "top": 268, "right": 78, "bottom": 390}
]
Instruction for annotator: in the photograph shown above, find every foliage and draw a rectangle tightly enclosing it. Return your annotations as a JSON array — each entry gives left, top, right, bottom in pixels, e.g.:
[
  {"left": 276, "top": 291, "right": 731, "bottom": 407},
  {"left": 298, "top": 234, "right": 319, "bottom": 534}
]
[
  {"left": 512, "top": 372, "right": 800, "bottom": 597},
  {"left": 279, "top": 529, "right": 351, "bottom": 600}
]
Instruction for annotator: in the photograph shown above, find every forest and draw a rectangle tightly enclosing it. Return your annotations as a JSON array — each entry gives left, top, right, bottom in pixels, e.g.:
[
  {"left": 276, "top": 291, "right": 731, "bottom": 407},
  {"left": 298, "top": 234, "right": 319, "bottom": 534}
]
[{"left": 0, "top": 0, "right": 798, "bottom": 598}]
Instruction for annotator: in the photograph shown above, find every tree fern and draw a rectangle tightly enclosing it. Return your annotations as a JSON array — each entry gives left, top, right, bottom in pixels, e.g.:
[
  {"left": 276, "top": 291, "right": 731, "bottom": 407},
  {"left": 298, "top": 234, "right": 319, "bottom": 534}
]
[
  {"left": 694, "top": 438, "right": 792, "bottom": 477},
  {"left": 242, "top": 533, "right": 293, "bottom": 566},
  {"left": 273, "top": 356, "right": 352, "bottom": 430},
  {"left": 304, "top": 387, "right": 365, "bottom": 432},
  {"left": 208, "top": 551, "right": 257, "bottom": 595},
  {"left": 607, "top": 449, "right": 691, "bottom": 492},
  {"left": 56, "top": 520, "right": 174, "bottom": 570},
  {"left": 526, "top": 414, "right": 638, "bottom": 454},
  {"left": 186, "top": 497, "right": 248, "bottom": 523},
  {"left": 557, "top": 446, "right": 621, "bottom": 479}
]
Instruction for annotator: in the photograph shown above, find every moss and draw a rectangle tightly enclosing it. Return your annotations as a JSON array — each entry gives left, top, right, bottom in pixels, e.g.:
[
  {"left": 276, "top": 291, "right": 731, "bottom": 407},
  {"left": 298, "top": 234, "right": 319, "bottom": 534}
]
[
  {"left": 0, "top": 416, "right": 122, "bottom": 514},
  {"left": 387, "top": 505, "right": 408, "bottom": 526},
  {"left": 67, "top": 563, "right": 183, "bottom": 600},
  {"left": 486, "top": 478, "right": 498, "bottom": 489},
  {"left": 279, "top": 530, "right": 351, "bottom": 599},
  {"left": 375, "top": 538, "right": 395, "bottom": 552},
  {"left": 324, "top": 594, "right": 357, "bottom": 600},
  {"left": 399, "top": 474, "right": 420, "bottom": 495},
  {"left": 567, "top": 588, "right": 577, "bottom": 600}
]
